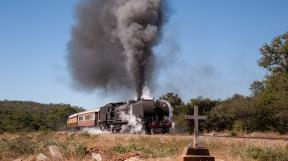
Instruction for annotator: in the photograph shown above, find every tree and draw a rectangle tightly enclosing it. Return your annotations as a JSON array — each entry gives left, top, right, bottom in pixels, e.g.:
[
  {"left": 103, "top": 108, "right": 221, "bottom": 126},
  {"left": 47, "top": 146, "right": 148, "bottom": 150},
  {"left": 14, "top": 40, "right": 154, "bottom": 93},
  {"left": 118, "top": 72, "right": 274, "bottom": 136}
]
[
  {"left": 187, "top": 96, "right": 220, "bottom": 115},
  {"left": 249, "top": 81, "right": 264, "bottom": 96},
  {"left": 250, "top": 32, "right": 288, "bottom": 133},
  {"left": 259, "top": 32, "right": 288, "bottom": 73},
  {"left": 206, "top": 94, "right": 252, "bottom": 132},
  {"left": 207, "top": 106, "right": 235, "bottom": 131},
  {"left": 159, "top": 92, "right": 183, "bottom": 107}
]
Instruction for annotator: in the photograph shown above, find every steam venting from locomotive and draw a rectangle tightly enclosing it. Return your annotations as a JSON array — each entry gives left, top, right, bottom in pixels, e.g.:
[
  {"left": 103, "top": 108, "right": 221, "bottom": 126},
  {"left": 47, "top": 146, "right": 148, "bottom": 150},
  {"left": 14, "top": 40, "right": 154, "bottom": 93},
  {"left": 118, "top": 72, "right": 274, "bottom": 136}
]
[
  {"left": 120, "top": 110, "right": 143, "bottom": 133},
  {"left": 68, "top": 0, "right": 167, "bottom": 98}
]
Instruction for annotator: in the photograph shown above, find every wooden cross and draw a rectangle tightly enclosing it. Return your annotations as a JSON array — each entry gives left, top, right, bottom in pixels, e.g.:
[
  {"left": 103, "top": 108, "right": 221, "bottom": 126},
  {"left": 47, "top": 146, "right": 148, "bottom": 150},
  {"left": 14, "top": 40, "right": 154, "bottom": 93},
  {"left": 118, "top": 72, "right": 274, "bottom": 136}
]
[{"left": 185, "top": 106, "right": 207, "bottom": 148}]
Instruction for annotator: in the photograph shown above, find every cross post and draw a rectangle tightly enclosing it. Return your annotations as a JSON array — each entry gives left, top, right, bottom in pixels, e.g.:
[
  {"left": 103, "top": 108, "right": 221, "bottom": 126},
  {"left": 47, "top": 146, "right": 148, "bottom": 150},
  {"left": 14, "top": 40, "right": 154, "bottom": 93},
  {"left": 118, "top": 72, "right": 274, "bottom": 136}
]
[{"left": 185, "top": 106, "right": 207, "bottom": 148}]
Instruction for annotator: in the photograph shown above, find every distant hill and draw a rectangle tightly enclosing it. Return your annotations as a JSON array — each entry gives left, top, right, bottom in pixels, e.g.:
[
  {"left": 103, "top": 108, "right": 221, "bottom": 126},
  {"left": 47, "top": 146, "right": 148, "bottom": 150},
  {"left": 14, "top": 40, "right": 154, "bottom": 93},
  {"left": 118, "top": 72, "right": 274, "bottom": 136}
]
[{"left": 0, "top": 100, "right": 84, "bottom": 132}]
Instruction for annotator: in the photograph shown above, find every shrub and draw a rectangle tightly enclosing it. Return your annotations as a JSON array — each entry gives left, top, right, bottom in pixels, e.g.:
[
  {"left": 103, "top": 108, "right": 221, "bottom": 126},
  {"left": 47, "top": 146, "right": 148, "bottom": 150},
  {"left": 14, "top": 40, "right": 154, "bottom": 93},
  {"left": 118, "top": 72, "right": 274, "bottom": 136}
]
[{"left": 75, "top": 144, "right": 88, "bottom": 157}]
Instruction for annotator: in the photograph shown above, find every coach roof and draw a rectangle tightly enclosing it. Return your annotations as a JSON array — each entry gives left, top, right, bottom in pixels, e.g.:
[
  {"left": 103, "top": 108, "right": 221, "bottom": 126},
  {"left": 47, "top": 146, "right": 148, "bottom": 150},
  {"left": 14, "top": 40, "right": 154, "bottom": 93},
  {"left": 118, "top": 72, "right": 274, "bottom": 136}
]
[{"left": 68, "top": 108, "right": 100, "bottom": 118}]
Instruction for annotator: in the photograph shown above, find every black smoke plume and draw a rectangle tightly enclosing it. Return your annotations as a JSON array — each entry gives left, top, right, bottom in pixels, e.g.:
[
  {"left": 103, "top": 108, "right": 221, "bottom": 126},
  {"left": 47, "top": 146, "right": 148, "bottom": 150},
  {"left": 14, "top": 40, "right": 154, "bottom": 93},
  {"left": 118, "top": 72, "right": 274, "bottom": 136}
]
[{"left": 68, "top": 0, "right": 166, "bottom": 98}]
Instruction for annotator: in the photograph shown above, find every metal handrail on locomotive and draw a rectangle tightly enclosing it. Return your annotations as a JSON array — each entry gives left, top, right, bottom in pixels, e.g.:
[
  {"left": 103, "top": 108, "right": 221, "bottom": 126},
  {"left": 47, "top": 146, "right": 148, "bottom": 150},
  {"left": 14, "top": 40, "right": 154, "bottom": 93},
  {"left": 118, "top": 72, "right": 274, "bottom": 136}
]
[{"left": 67, "top": 99, "right": 172, "bottom": 134}]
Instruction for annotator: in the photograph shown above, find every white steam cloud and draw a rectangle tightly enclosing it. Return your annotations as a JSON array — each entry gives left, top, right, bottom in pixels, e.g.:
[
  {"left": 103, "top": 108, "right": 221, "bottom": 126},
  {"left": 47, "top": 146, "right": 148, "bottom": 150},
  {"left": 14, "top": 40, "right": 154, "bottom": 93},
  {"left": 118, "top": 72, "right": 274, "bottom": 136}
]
[
  {"left": 82, "top": 127, "right": 110, "bottom": 135},
  {"left": 120, "top": 109, "right": 143, "bottom": 133}
]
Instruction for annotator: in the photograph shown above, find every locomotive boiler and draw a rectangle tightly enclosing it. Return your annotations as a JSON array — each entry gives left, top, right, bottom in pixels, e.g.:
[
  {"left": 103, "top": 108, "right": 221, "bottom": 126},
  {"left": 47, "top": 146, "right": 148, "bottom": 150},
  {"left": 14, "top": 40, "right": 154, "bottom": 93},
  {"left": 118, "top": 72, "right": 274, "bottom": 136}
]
[{"left": 67, "top": 99, "right": 173, "bottom": 134}]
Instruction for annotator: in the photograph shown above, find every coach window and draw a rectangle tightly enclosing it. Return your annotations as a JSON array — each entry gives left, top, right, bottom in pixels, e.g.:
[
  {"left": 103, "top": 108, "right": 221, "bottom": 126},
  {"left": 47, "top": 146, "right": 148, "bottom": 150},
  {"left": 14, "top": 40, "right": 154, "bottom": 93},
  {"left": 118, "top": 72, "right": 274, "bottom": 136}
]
[
  {"left": 79, "top": 116, "right": 84, "bottom": 121},
  {"left": 85, "top": 115, "right": 94, "bottom": 120},
  {"left": 85, "top": 115, "right": 92, "bottom": 120}
]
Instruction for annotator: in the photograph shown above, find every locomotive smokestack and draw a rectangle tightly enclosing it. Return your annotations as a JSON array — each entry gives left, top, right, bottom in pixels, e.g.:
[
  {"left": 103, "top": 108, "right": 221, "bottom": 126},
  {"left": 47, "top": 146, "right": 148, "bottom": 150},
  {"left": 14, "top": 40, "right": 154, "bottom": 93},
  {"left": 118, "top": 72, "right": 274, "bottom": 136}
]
[
  {"left": 137, "top": 96, "right": 141, "bottom": 101},
  {"left": 67, "top": 0, "right": 167, "bottom": 97}
]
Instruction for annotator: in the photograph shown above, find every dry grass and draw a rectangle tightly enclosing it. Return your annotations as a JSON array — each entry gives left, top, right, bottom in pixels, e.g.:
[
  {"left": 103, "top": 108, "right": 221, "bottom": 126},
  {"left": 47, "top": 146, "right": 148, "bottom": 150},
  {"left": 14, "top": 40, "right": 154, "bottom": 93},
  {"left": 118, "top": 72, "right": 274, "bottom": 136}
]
[
  {"left": 201, "top": 136, "right": 288, "bottom": 161},
  {"left": 0, "top": 132, "right": 287, "bottom": 161}
]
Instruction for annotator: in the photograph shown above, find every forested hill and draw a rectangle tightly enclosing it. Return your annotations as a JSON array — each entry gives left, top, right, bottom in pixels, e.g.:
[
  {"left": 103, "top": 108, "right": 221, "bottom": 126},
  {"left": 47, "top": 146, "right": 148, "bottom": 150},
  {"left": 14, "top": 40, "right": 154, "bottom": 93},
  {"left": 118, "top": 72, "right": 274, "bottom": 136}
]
[{"left": 0, "top": 100, "right": 84, "bottom": 132}]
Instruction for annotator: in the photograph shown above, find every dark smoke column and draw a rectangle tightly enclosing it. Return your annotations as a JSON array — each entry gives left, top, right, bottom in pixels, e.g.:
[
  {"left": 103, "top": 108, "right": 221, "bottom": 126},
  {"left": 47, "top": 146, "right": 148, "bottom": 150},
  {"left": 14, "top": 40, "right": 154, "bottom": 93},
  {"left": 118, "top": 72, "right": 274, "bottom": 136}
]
[{"left": 68, "top": 0, "right": 166, "bottom": 98}]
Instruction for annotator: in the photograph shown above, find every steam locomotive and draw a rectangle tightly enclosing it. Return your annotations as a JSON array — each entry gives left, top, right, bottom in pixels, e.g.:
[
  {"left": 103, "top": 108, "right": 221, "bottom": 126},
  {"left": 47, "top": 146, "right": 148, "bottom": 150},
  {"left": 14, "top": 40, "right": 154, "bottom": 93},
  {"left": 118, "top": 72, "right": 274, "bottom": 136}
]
[{"left": 67, "top": 99, "right": 173, "bottom": 134}]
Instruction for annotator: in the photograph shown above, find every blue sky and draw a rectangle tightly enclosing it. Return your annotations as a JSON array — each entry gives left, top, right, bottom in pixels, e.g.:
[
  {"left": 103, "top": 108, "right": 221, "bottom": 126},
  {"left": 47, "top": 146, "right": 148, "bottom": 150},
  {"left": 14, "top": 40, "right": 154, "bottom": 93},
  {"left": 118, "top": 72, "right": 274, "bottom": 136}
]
[{"left": 0, "top": 0, "right": 288, "bottom": 109}]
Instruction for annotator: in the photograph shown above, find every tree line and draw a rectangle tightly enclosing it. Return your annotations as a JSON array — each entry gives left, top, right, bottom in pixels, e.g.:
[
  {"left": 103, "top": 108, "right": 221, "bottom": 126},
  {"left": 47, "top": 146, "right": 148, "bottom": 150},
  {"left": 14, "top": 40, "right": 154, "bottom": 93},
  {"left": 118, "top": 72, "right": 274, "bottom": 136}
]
[
  {"left": 0, "top": 100, "right": 83, "bottom": 133},
  {"left": 161, "top": 32, "right": 288, "bottom": 134}
]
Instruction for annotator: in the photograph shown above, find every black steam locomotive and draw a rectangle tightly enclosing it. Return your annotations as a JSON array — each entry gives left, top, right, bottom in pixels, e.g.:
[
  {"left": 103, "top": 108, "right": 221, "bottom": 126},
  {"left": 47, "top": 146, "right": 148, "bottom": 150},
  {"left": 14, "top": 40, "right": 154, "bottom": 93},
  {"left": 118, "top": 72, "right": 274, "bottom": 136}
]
[{"left": 67, "top": 99, "right": 172, "bottom": 134}]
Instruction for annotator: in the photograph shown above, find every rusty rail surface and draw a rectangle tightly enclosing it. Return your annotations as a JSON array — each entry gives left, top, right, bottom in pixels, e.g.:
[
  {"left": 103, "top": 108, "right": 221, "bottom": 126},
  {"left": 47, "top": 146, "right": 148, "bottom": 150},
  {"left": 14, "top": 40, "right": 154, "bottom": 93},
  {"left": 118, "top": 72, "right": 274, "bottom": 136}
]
[{"left": 200, "top": 134, "right": 288, "bottom": 141}]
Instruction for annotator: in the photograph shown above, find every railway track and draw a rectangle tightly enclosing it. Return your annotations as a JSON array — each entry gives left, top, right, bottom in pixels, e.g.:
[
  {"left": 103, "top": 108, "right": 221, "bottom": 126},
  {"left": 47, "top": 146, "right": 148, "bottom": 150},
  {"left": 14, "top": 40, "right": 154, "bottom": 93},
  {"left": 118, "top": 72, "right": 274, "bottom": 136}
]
[
  {"left": 200, "top": 134, "right": 288, "bottom": 141},
  {"left": 68, "top": 130, "right": 288, "bottom": 141}
]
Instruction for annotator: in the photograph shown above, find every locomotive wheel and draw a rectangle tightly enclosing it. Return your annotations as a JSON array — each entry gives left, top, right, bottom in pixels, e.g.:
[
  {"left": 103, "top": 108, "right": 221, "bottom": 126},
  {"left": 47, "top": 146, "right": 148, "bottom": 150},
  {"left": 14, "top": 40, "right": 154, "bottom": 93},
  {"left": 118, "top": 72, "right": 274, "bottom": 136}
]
[
  {"left": 99, "top": 124, "right": 104, "bottom": 131},
  {"left": 111, "top": 125, "right": 118, "bottom": 132},
  {"left": 99, "top": 123, "right": 109, "bottom": 131},
  {"left": 146, "top": 128, "right": 151, "bottom": 135},
  {"left": 162, "top": 128, "right": 169, "bottom": 134}
]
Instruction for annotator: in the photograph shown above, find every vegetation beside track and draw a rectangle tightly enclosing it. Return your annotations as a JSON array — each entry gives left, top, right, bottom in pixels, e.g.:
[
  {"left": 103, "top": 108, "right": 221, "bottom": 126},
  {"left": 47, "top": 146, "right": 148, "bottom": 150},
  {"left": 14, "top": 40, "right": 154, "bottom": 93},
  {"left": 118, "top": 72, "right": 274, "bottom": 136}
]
[{"left": 0, "top": 132, "right": 287, "bottom": 161}]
